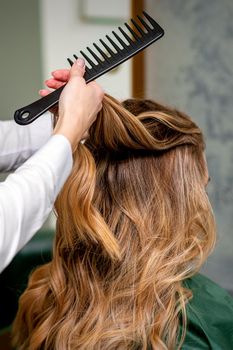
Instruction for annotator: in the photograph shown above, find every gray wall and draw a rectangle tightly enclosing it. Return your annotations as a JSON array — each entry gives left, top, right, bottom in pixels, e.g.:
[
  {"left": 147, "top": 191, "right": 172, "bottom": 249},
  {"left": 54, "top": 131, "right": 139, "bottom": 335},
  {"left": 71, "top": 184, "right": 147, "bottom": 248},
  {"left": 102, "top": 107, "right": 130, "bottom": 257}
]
[
  {"left": 0, "top": 0, "right": 42, "bottom": 120},
  {"left": 146, "top": 0, "right": 233, "bottom": 293}
]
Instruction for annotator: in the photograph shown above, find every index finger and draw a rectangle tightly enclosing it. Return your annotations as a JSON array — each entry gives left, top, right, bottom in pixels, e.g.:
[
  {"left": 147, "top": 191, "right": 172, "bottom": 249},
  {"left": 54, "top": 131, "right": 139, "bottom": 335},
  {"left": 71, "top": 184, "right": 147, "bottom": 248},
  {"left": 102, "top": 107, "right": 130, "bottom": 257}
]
[{"left": 52, "top": 69, "right": 70, "bottom": 82}]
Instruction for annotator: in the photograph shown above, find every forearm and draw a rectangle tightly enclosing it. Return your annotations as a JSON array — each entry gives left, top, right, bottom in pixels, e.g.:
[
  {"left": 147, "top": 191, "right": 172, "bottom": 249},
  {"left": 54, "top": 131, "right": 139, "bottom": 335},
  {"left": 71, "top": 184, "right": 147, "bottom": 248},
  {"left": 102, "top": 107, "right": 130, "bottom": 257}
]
[{"left": 0, "top": 134, "right": 72, "bottom": 272}]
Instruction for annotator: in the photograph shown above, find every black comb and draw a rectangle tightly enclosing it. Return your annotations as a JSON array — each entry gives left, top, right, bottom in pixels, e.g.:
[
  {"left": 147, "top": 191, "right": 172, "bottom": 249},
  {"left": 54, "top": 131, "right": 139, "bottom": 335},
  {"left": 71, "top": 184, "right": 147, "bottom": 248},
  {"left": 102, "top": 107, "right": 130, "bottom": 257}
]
[{"left": 14, "top": 11, "right": 164, "bottom": 125}]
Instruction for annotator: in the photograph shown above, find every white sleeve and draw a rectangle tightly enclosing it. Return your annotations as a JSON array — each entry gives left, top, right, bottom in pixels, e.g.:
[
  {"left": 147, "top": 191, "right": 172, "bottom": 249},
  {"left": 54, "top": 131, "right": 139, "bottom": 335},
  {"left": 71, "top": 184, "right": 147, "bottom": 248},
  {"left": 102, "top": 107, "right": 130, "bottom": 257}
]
[
  {"left": 0, "top": 134, "right": 73, "bottom": 272},
  {"left": 0, "top": 113, "right": 52, "bottom": 172}
]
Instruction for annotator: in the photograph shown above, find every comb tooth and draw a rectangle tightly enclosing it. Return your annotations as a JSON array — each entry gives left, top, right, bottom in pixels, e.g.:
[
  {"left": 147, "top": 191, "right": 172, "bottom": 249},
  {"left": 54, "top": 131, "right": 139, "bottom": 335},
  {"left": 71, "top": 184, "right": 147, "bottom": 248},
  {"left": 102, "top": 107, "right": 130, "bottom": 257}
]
[
  {"left": 99, "top": 39, "right": 114, "bottom": 56},
  {"left": 106, "top": 35, "right": 122, "bottom": 53},
  {"left": 67, "top": 58, "right": 74, "bottom": 66},
  {"left": 112, "top": 30, "right": 128, "bottom": 49},
  {"left": 93, "top": 43, "right": 109, "bottom": 61},
  {"left": 73, "top": 54, "right": 78, "bottom": 59},
  {"left": 118, "top": 26, "right": 133, "bottom": 44},
  {"left": 80, "top": 50, "right": 96, "bottom": 69},
  {"left": 137, "top": 15, "right": 152, "bottom": 32},
  {"left": 87, "top": 46, "right": 103, "bottom": 64},
  {"left": 85, "top": 66, "right": 91, "bottom": 74},
  {"left": 124, "top": 22, "right": 139, "bottom": 40},
  {"left": 131, "top": 18, "right": 145, "bottom": 36},
  {"left": 142, "top": 11, "right": 157, "bottom": 27}
]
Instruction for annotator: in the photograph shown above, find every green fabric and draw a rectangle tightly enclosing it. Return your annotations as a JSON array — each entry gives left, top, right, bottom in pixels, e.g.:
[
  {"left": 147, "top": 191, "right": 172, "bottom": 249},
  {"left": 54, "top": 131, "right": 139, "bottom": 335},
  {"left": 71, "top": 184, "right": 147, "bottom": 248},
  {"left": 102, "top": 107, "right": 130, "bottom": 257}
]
[{"left": 182, "top": 274, "right": 233, "bottom": 349}]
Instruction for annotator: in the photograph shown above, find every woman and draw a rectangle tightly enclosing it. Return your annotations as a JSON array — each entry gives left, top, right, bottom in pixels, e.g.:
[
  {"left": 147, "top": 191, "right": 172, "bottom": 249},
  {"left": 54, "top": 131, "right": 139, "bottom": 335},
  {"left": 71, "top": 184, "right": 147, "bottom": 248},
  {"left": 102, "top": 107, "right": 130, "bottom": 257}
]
[{"left": 12, "top": 95, "right": 233, "bottom": 349}]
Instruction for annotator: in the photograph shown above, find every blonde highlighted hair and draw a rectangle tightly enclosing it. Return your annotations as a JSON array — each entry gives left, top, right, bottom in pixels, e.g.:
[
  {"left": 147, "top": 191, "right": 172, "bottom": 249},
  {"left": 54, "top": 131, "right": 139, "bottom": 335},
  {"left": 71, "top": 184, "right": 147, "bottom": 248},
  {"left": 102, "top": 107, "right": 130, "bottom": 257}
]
[{"left": 13, "top": 95, "right": 216, "bottom": 349}]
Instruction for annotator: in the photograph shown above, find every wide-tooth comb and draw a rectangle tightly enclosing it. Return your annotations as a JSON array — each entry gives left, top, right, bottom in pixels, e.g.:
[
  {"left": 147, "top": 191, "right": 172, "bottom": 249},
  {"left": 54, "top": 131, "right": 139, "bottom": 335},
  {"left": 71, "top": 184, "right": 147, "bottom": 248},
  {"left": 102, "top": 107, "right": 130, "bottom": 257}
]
[{"left": 14, "top": 11, "right": 164, "bottom": 125}]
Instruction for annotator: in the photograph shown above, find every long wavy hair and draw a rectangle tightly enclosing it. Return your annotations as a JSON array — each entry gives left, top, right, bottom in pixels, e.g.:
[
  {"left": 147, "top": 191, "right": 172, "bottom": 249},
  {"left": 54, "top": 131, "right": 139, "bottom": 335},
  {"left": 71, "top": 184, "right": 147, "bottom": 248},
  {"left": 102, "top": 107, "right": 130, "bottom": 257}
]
[{"left": 13, "top": 95, "right": 216, "bottom": 349}]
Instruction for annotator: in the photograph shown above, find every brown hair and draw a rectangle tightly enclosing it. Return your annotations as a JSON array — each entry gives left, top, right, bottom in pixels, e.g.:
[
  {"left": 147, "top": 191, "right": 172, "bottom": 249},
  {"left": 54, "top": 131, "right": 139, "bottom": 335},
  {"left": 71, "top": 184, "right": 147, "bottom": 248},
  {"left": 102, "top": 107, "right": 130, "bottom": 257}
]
[{"left": 13, "top": 95, "right": 216, "bottom": 349}]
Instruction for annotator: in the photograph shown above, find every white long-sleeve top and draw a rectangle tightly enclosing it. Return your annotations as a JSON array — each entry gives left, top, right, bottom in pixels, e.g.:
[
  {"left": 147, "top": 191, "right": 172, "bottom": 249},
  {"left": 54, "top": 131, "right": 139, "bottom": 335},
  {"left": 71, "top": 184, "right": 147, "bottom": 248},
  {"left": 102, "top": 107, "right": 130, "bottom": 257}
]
[
  {"left": 0, "top": 115, "right": 73, "bottom": 272},
  {"left": 0, "top": 113, "right": 53, "bottom": 172}
]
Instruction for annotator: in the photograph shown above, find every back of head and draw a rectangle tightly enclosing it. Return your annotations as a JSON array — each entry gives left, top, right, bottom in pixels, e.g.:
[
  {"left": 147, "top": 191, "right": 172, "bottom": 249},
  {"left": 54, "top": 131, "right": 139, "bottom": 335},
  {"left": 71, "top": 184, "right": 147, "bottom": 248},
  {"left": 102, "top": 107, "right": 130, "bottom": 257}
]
[{"left": 13, "top": 95, "right": 216, "bottom": 350}]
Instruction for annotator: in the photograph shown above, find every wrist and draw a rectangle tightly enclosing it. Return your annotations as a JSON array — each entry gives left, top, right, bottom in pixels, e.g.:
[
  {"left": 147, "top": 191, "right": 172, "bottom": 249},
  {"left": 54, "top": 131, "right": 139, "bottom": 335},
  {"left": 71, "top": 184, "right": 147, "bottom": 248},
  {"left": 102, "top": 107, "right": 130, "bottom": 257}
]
[{"left": 53, "top": 124, "right": 82, "bottom": 152}]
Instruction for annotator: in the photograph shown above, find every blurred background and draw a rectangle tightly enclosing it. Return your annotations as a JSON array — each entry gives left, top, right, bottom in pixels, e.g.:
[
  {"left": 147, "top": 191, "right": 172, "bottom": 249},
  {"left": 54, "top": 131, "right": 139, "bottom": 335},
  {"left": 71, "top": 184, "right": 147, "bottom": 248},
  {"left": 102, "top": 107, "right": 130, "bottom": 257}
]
[{"left": 0, "top": 0, "right": 232, "bottom": 335}]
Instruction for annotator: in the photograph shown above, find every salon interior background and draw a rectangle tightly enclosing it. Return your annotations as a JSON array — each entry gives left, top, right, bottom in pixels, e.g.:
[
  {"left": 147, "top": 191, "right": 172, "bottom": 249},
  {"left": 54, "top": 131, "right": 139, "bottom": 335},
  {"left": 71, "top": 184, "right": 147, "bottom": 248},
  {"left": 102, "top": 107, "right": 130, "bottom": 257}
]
[{"left": 0, "top": 0, "right": 232, "bottom": 294}]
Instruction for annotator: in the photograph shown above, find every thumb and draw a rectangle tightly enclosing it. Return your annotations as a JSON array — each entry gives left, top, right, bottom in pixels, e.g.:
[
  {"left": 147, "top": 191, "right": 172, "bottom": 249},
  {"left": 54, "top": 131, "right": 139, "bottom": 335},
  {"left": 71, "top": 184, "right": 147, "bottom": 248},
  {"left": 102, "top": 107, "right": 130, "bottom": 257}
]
[{"left": 70, "top": 58, "right": 85, "bottom": 78}]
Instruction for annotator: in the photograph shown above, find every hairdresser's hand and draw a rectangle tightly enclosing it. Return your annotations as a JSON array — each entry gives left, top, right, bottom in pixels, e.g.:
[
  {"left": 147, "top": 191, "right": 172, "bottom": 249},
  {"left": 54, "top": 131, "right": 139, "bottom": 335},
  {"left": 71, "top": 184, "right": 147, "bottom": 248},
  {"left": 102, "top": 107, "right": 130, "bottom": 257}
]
[
  {"left": 39, "top": 69, "right": 70, "bottom": 96},
  {"left": 47, "top": 59, "right": 103, "bottom": 151},
  {"left": 39, "top": 69, "right": 70, "bottom": 116}
]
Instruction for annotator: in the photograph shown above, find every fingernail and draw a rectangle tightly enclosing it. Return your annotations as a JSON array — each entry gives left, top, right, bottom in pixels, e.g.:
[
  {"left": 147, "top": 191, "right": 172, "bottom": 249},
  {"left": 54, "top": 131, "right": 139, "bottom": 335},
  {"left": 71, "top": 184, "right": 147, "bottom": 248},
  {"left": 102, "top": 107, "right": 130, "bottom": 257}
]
[{"left": 76, "top": 57, "right": 85, "bottom": 67}]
